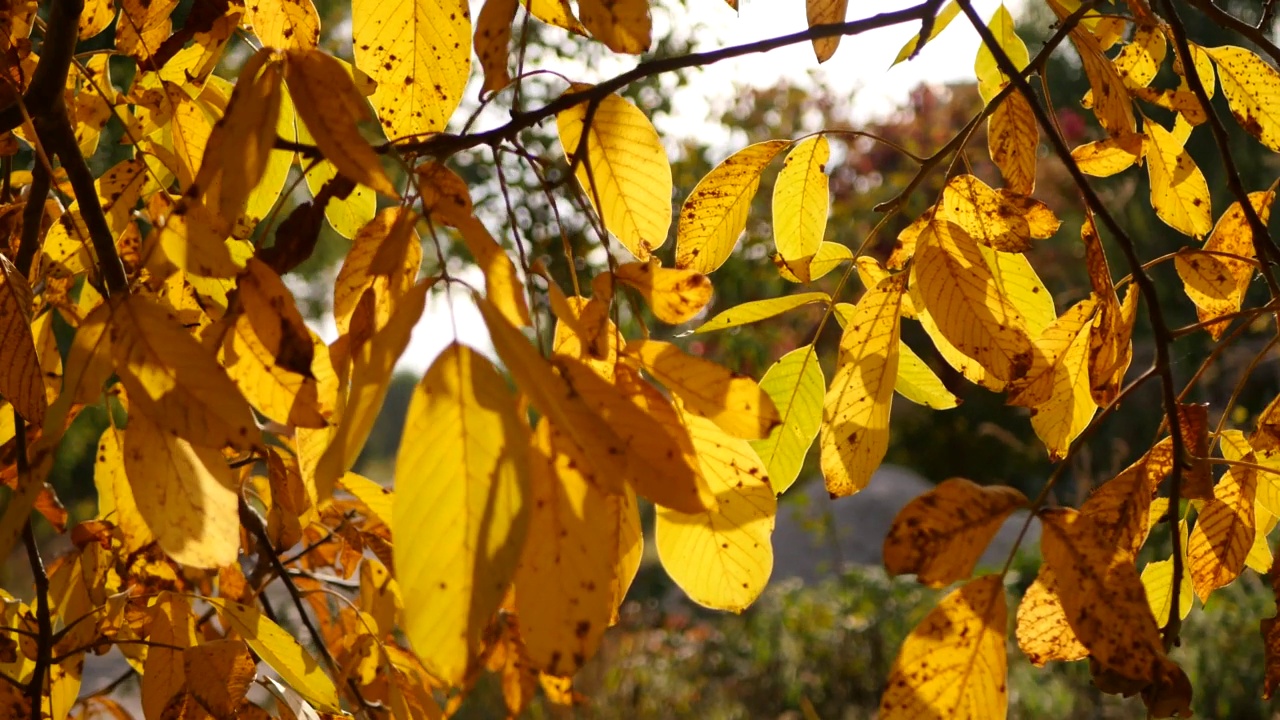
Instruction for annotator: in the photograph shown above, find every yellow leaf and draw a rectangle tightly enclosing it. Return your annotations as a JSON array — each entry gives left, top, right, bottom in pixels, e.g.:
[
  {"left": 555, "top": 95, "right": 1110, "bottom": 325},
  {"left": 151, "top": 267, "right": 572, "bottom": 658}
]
[
  {"left": 893, "top": 0, "right": 959, "bottom": 65},
  {"left": 339, "top": 472, "right": 393, "bottom": 526},
  {"left": 675, "top": 140, "right": 790, "bottom": 273},
  {"left": 910, "top": 221, "right": 1033, "bottom": 385},
  {"left": 974, "top": 5, "right": 1029, "bottom": 103},
  {"left": 1047, "top": 0, "right": 1135, "bottom": 136},
  {"left": 222, "top": 259, "right": 331, "bottom": 429},
  {"left": 334, "top": 208, "right": 423, "bottom": 337},
  {"left": 247, "top": 0, "right": 320, "bottom": 49},
  {"left": 141, "top": 593, "right": 194, "bottom": 720},
  {"left": 314, "top": 280, "right": 430, "bottom": 498},
  {"left": 557, "top": 90, "right": 672, "bottom": 260},
  {"left": 1011, "top": 297, "right": 1100, "bottom": 460},
  {"left": 989, "top": 90, "right": 1038, "bottom": 194},
  {"left": 894, "top": 340, "right": 960, "bottom": 410},
  {"left": 806, "top": 0, "right": 848, "bottom": 62},
  {"left": 296, "top": 118, "right": 377, "bottom": 239},
  {"left": 1145, "top": 120, "right": 1212, "bottom": 238},
  {"left": 1141, "top": 558, "right": 1193, "bottom": 624},
  {"left": 878, "top": 575, "right": 1008, "bottom": 719},
  {"left": 1186, "top": 455, "right": 1256, "bottom": 601},
  {"left": 45, "top": 302, "right": 113, "bottom": 439},
  {"left": 184, "top": 640, "right": 256, "bottom": 718},
  {"left": 525, "top": 0, "right": 587, "bottom": 34},
  {"left": 884, "top": 479, "right": 1027, "bottom": 587},
  {"left": 0, "top": 254, "right": 45, "bottom": 426},
  {"left": 457, "top": 216, "right": 532, "bottom": 328},
  {"left": 80, "top": 0, "right": 116, "bottom": 39},
  {"left": 610, "top": 261, "right": 710, "bottom": 324},
  {"left": 820, "top": 273, "right": 904, "bottom": 497},
  {"left": 1205, "top": 45, "right": 1280, "bottom": 151},
  {"left": 284, "top": 49, "right": 399, "bottom": 199},
  {"left": 772, "top": 135, "right": 829, "bottom": 282},
  {"left": 655, "top": 400, "right": 776, "bottom": 611},
  {"left": 1246, "top": 503, "right": 1276, "bottom": 574},
  {"left": 245, "top": 81, "right": 298, "bottom": 227},
  {"left": 1175, "top": 184, "right": 1275, "bottom": 339},
  {"left": 111, "top": 294, "right": 258, "bottom": 450},
  {"left": 578, "top": 0, "right": 650, "bottom": 54},
  {"left": 394, "top": 342, "right": 530, "bottom": 685},
  {"left": 609, "top": 483, "right": 643, "bottom": 623},
  {"left": 94, "top": 425, "right": 154, "bottom": 553},
  {"left": 1077, "top": 445, "right": 1165, "bottom": 560},
  {"left": 515, "top": 420, "right": 615, "bottom": 675},
  {"left": 749, "top": 345, "right": 825, "bottom": 495},
  {"left": 939, "top": 175, "right": 1048, "bottom": 252},
  {"left": 695, "top": 292, "right": 828, "bottom": 334},
  {"left": 1114, "top": 25, "right": 1166, "bottom": 89},
  {"left": 1072, "top": 133, "right": 1145, "bottom": 177},
  {"left": 122, "top": 412, "right": 239, "bottom": 568},
  {"left": 476, "top": 0, "right": 517, "bottom": 94},
  {"left": 774, "top": 241, "right": 853, "bottom": 282},
  {"left": 1039, "top": 507, "right": 1167, "bottom": 687},
  {"left": 208, "top": 598, "right": 342, "bottom": 712},
  {"left": 353, "top": 0, "right": 470, "bottom": 138},
  {"left": 628, "top": 339, "right": 779, "bottom": 439},
  {"left": 1016, "top": 567, "right": 1088, "bottom": 666}
]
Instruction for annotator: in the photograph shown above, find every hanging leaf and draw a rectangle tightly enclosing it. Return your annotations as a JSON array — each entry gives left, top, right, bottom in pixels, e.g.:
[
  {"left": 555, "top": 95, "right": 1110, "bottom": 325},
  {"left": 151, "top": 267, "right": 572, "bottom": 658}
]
[
  {"left": 749, "top": 345, "right": 826, "bottom": 495},
  {"left": 806, "top": 0, "right": 848, "bottom": 62},
  {"left": 695, "top": 293, "right": 829, "bottom": 334},
  {"left": 1141, "top": 558, "right": 1193, "bottom": 625},
  {"left": 879, "top": 575, "right": 1008, "bottom": 719},
  {"left": 614, "top": 261, "right": 712, "bottom": 324},
  {"left": 1010, "top": 296, "right": 1100, "bottom": 460},
  {"left": 352, "top": 0, "right": 471, "bottom": 139},
  {"left": 676, "top": 140, "right": 789, "bottom": 273},
  {"left": 989, "top": 90, "right": 1038, "bottom": 194},
  {"left": 476, "top": 0, "right": 518, "bottom": 95},
  {"left": 246, "top": 0, "right": 320, "bottom": 49},
  {"left": 1145, "top": 121, "right": 1213, "bottom": 238},
  {"left": 884, "top": 479, "right": 1027, "bottom": 587},
  {"left": 772, "top": 135, "right": 829, "bottom": 282},
  {"left": 556, "top": 89, "right": 672, "bottom": 260},
  {"left": 1072, "top": 133, "right": 1146, "bottom": 177},
  {"left": 774, "top": 241, "right": 853, "bottom": 282},
  {"left": 394, "top": 343, "right": 530, "bottom": 686},
  {"left": 0, "top": 255, "right": 45, "bottom": 426},
  {"left": 1205, "top": 45, "right": 1280, "bottom": 151},
  {"left": 578, "top": 0, "right": 651, "bottom": 54},
  {"left": 893, "top": 0, "right": 959, "bottom": 65},
  {"left": 1186, "top": 455, "right": 1256, "bottom": 602},
  {"left": 894, "top": 341, "right": 961, "bottom": 410},
  {"left": 974, "top": 5, "right": 1029, "bottom": 103}
]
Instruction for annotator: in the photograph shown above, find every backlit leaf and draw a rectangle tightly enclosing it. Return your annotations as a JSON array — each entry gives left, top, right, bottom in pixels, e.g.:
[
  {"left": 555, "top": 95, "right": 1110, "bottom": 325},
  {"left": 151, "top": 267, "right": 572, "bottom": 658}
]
[
  {"left": 989, "top": 90, "right": 1038, "bottom": 194},
  {"left": 476, "top": 0, "right": 517, "bottom": 94},
  {"left": 774, "top": 241, "right": 853, "bottom": 282},
  {"left": 353, "top": 0, "right": 471, "bottom": 139},
  {"left": 806, "top": 0, "right": 848, "bottom": 62},
  {"left": 894, "top": 340, "right": 960, "bottom": 410},
  {"left": 94, "top": 425, "right": 155, "bottom": 553},
  {"left": 0, "top": 255, "right": 45, "bottom": 426},
  {"left": 974, "top": 5, "right": 1028, "bottom": 103},
  {"left": 879, "top": 575, "right": 1008, "bottom": 719},
  {"left": 676, "top": 140, "right": 789, "bottom": 273},
  {"left": 884, "top": 479, "right": 1027, "bottom": 587},
  {"left": 578, "top": 0, "right": 651, "bottom": 54},
  {"left": 1012, "top": 297, "right": 1100, "bottom": 460},
  {"left": 394, "top": 343, "right": 530, "bottom": 685},
  {"left": 656, "top": 399, "right": 775, "bottom": 612},
  {"left": 893, "top": 0, "right": 959, "bottom": 65},
  {"left": 820, "top": 273, "right": 904, "bottom": 497},
  {"left": 334, "top": 208, "right": 423, "bottom": 337},
  {"left": 1146, "top": 120, "right": 1213, "bottom": 238},
  {"left": 1047, "top": 0, "right": 1135, "bottom": 136},
  {"left": 1141, "top": 558, "right": 1193, "bottom": 625},
  {"left": 1016, "top": 568, "right": 1088, "bottom": 666},
  {"left": 628, "top": 339, "right": 779, "bottom": 439},
  {"left": 247, "top": 0, "right": 320, "bottom": 49},
  {"left": 749, "top": 345, "right": 825, "bottom": 495},
  {"left": 614, "top": 261, "right": 712, "bottom": 324},
  {"left": 184, "top": 640, "right": 256, "bottom": 718},
  {"left": 297, "top": 120, "right": 377, "bottom": 239},
  {"left": 772, "top": 135, "right": 829, "bottom": 282},
  {"left": 1186, "top": 453, "right": 1256, "bottom": 601},
  {"left": 1206, "top": 45, "right": 1280, "bottom": 151},
  {"left": 1072, "top": 133, "right": 1145, "bottom": 177},
  {"left": 695, "top": 293, "right": 828, "bottom": 334},
  {"left": 557, "top": 90, "right": 672, "bottom": 260}
]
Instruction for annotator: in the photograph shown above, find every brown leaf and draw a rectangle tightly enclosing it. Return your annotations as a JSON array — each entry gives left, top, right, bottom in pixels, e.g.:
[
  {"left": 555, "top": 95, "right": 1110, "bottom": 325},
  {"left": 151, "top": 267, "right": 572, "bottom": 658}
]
[
  {"left": 0, "top": 254, "right": 45, "bottom": 426},
  {"left": 883, "top": 478, "right": 1027, "bottom": 587},
  {"left": 184, "top": 639, "right": 257, "bottom": 718}
]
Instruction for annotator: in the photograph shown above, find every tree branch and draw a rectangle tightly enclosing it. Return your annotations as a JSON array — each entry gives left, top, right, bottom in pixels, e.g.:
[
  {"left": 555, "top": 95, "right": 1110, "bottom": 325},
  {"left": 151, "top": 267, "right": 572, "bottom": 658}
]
[
  {"left": 1186, "top": 0, "right": 1280, "bottom": 67},
  {"left": 0, "top": 0, "right": 85, "bottom": 135}
]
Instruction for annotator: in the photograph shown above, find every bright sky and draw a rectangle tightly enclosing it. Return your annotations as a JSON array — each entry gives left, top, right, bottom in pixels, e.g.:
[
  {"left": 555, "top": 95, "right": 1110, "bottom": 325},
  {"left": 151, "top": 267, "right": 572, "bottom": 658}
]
[{"left": 371, "top": 0, "right": 1010, "bottom": 373}]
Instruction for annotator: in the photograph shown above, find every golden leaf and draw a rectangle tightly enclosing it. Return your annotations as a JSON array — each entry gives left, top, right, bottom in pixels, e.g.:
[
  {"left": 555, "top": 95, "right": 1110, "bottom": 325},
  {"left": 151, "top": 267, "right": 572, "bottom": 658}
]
[
  {"left": 772, "top": 135, "right": 829, "bottom": 281},
  {"left": 910, "top": 221, "right": 1034, "bottom": 385},
  {"left": 141, "top": 594, "right": 194, "bottom": 720},
  {"left": 820, "top": 273, "right": 904, "bottom": 497},
  {"left": 296, "top": 114, "right": 377, "bottom": 239},
  {"left": 393, "top": 342, "right": 530, "bottom": 686},
  {"left": 749, "top": 345, "right": 825, "bottom": 495},
  {"left": 116, "top": 0, "right": 178, "bottom": 64},
  {"left": 939, "top": 175, "right": 1046, "bottom": 252},
  {"left": 1016, "top": 567, "right": 1088, "bottom": 666},
  {"left": 333, "top": 207, "right": 423, "bottom": 337},
  {"left": 695, "top": 292, "right": 828, "bottom": 334},
  {"left": 1039, "top": 507, "right": 1166, "bottom": 687},
  {"left": 893, "top": 0, "right": 959, "bottom": 65},
  {"left": 578, "top": 0, "right": 651, "bottom": 54},
  {"left": 184, "top": 640, "right": 256, "bottom": 718},
  {"left": 353, "top": 0, "right": 471, "bottom": 138},
  {"left": 1186, "top": 455, "right": 1256, "bottom": 601},
  {"left": 894, "top": 340, "right": 960, "bottom": 410},
  {"left": 247, "top": 0, "right": 320, "bottom": 49},
  {"left": 557, "top": 89, "right": 672, "bottom": 260},
  {"left": 989, "top": 90, "right": 1038, "bottom": 194},
  {"left": 1145, "top": 120, "right": 1213, "bottom": 238},
  {"left": 628, "top": 338, "right": 779, "bottom": 439},
  {"left": 774, "top": 241, "right": 853, "bottom": 282},
  {"left": 476, "top": 0, "right": 517, "bottom": 94},
  {"left": 1205, "top": 45, "right": 1280, "bottom": 151},
  {"left": 974, "top": 5, "right": 1029, "bottom": 103},
  {"left": 93, "top": 425, "right": 154, "bottom": 553},
  {"left": 806, "top": 0, "right": 848, "bottom": 62},
  {"left": 1047, "top": 0, "right": 1135, "bottom": 136},
  {"left": 883, "top": 478, "right": 1027, "bottom": 587},
  {"left": 1013, "top": 297, "right": 1100, "bottom": 459},
  {"left": 655, "top": 399, "right": 776, "bottom": 612},
  {"left": 879, "top": 575, "right": 1008, "bottom": 719},
  {"left": 1077, "top": 445, "right": 1165, "bottom": 560},
  {"left": 614, "top": 258, "right": 716, "bottom": 324},
  {"left": 1141, "top": 558, "right": 1193, "bottom": 625},
  {"left": 525, "top": 0, "right": 587, "bottom": 35},
  {"left": 0, "top": 254, "right": 45, "bottom": 426},
  {"left": 514, "top": 420, "right": 615, "bottom": 675},
  {"left": 122, "top": 412, "right": 239, "bottom": 568},
  {"left": 1072, "top": 133, "right": 1145, "bottom": 177},
  {"left": 675, "top": 140, "right": 790, "bottom": 274},
  {"left": 284, "top": 49, "right": 399, "bottom": 198}
]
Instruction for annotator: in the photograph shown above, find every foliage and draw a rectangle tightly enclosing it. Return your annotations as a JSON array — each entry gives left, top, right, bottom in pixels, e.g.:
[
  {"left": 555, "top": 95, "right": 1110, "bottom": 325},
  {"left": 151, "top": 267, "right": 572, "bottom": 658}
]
[{"left": 5, "top": 0, "right": 1280, "bottom": 717}]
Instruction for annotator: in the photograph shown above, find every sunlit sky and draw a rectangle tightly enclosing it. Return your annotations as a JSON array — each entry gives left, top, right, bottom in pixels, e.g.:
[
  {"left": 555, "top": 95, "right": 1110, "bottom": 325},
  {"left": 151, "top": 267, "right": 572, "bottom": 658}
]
[{"left": 339, "top": 0, "right": 1010, "bottom": 373}]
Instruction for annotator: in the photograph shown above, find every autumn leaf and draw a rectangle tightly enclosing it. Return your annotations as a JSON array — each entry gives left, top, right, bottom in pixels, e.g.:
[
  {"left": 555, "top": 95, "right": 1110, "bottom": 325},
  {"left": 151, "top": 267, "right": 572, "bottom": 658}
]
[
  {"left": 883, "top": 478, "right": 1027, "bottom": 588},
  {"left": 774, "top": 241, "right": 853, "bottom": 282},
  {"left": 333, "top": 207, "right": 423, "bottom": 337},
  {"left": 209, "top": 598, "right": 342, "bottom": 711},
  {"left": 613, "top": 261, "right": 712, "bottom": 324},
  {"left": 1145, "top": 120, "right": 1213, "bottom": 238},
  {"left": 772, "top": 136, "right": 829, "bottom": 281},
  {"left": 578, "top": 0, "right": 651, "bottom": 54},
  {"left": 676, "top": 140, "right": 789, "bottom": 273},
  {"left": 246, "top": 0, "right": 320, "bottom": 49},
  {"left": 1205, "top": 45, "right": 1280, "bottom": 151},
  {"left": 974, "top": 4, "right": 1028, "bottom": 103},
  {"left": 557, "top": 89, "right": 672, "bottom": 260},
  {"left": 476, "top": 0, "right": 517, "bottom": 94},
  {"left": 0, "top": 254, "right": 46, "bottom": 426},
  {"left": 806, "top": 0, "right": 848, "bottom": 62},
  {"left": 894, "top": 340, "right": 961, "bottom": 410},
  {"left": 821, "top": 273, "right": 904, "bottom": 497},
  {"left": 1142, "top": 558, "right": 1193, "bottom": 625},
  {"left": 879, "top": 575, "right": 1008, "bottom": 719},
  {"left": 1186, "top": 452, "right": 1256, "bottom": 601},
  {"left": 1010, "top": 296, "right": 1100, "bottom": 460},
  {"left": 184, "top": 639, "right": 256, "bottom": 717},
  {"left": 1073, "top": 133, "right": 1145, "bottom": 177},
  {"left": 989, "top": 90, "right": 1038, "bottom": 194},
  {"left": 93, "top": 425, "right": 154, "bottom": 553},
  {"left": 1016, "top": 567, "right": 1088, "bottom": 666},
  {"left": 749, "top": 346, "right": 825, "bottom": 495},
  {"left": 695, "top": 292, "right": 829, "bottom": 334},
  {"left": 893, "top": 0, "right": 959, "bottom": 65}
]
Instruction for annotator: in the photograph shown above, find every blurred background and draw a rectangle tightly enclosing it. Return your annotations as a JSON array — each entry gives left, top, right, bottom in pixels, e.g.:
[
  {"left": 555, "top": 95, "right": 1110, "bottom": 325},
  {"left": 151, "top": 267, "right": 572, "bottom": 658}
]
[{"left": 13, "top": 0, "right": 1280, "bottom": 715}]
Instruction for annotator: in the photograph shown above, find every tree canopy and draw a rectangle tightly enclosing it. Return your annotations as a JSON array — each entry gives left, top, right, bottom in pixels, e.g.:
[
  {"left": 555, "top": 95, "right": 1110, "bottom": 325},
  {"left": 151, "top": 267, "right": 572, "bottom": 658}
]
[{"left": 4, "top": 0, "right": 1280, "bottom": 717}]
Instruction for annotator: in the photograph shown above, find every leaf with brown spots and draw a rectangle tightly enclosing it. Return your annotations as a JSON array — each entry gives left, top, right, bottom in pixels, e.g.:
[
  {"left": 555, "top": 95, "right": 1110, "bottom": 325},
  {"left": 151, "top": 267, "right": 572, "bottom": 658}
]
[
  {"left": 879, "top": 575, "right": 1008, "bottom": 719},
  {"left": 988, "top": 90, "right": 1038, "bottom": 194},
  {"left": 1017, "top": 566, "right": 1088, "bottom": 666},
  {"left": 1206, "top": 45, "right": 1280, "bottom": 152},
  {"left": 883, "top": 478, "right": 1027, "bottom": 587},
  {"left": 0, "top": 254, "right": 44, "bottom": 426},
  {"left": 579, "top": 0, "right": 651, "bottom": 54},
  {"left": 806, "top": 0, "right": 848, "bottom": 62},
  {"left": 476, "top": 0, "right": 517, "bottom": 95},
  {"left": 1145, "top": 120, "right": 1213, "bottom": 238},
  {"left": 1186, "top": 451, "right": 1256, "bottom": 602},
  {"left": 333, "top": 207, "right": 422, "bottom": 338},
  {"left": 614, "top": 260, "right": 712, "bottom": 325},
  {"left": 246, "top": 0, "right": 320, "bottom": 50}
]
